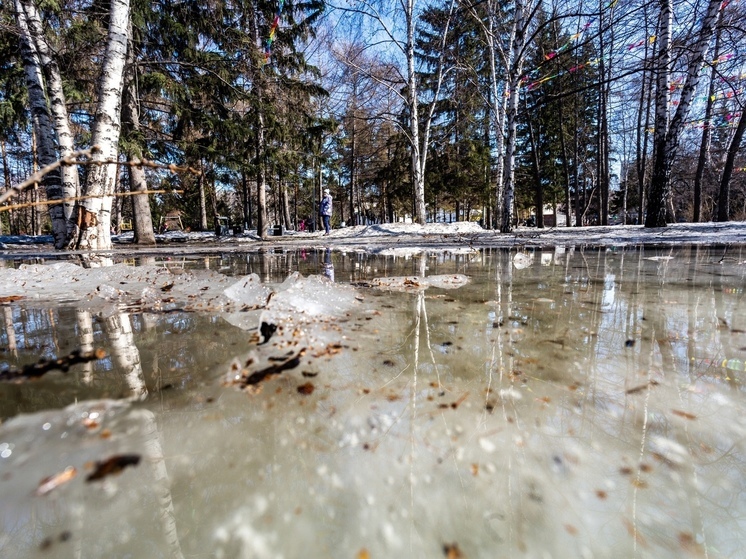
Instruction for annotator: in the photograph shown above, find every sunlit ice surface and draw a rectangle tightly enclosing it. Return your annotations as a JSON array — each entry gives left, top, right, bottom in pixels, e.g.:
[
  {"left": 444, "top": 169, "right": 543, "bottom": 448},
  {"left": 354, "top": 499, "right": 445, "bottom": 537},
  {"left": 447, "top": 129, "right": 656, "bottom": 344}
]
[{"left": 1, "top": 245, "right": 745, "bottom": 558}]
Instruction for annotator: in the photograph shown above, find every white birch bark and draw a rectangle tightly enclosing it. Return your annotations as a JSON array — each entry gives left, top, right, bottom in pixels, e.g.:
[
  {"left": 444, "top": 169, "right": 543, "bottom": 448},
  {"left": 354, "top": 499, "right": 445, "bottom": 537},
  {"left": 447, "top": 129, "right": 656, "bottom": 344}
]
[
  {"left": 255, "top": 108, "right": 268, "bottom": 238},
  {"left": 72, "top": 0, "right": 130, "bottom": 250},
  {"left": 198, "top": 169, "right": 209, "bottom": 231},
  {"left": 406, "top": 0, "right": 455, "bottom": 224},
  {"left": 20, "top": 0, "right": 79, "bottom": 224},
  {"left": 249, "top": 3, "right": 268, "bottom": 238},
  {"left": 488, "top": 5, "right": 511, "bottom": 230},
  {"left": 15, "top": 0, "right": 67, "bottom": 248},
  {"left": 405, "top": 0, "right": 425, "bottom": 223},
  {"left": 501, "top": 0, "right": 533, "bottom": 233}
]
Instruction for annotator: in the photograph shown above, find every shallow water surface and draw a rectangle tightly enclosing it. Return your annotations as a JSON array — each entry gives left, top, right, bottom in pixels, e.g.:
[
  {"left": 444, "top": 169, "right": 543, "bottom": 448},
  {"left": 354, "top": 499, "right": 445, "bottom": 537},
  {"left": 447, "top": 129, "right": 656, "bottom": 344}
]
[{"left": 1, "top": 245, "right": 746, "bottom": 558}]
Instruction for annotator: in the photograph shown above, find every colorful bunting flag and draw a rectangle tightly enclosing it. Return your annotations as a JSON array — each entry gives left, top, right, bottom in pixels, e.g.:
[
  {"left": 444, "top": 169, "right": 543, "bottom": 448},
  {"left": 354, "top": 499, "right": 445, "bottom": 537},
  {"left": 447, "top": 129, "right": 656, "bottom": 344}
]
[{"left": 263, "top": 0, "right": 285, "bottom": 65}]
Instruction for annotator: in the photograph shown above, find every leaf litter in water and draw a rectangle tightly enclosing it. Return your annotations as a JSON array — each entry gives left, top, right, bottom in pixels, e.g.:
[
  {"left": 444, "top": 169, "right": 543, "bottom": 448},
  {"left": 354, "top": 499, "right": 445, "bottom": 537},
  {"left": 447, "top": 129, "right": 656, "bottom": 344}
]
[
  {"left": 36, "top": 466, "right": 77, "bottom": 495},
  {"left": 86, "top": 454, "right": 141, "bottom": 482},
  {"left": 297, "top": 382, "right": 315, "bottom": 395},
  {"left": 443, "top": 542, "right": 464, "bottom": 558},
  {"left": 225, "top": 349, "right": 306, "bottom": 390}
]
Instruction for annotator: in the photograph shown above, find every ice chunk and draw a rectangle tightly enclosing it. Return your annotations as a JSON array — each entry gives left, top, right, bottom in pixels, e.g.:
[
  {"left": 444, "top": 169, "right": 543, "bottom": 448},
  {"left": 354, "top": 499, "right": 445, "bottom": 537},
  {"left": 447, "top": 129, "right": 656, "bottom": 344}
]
[
  {"left": 369, "top": 274, "right": 470, "bottom": 291},
  {"left": 223, "top": 274, "right": 272, "bottom": 308}
]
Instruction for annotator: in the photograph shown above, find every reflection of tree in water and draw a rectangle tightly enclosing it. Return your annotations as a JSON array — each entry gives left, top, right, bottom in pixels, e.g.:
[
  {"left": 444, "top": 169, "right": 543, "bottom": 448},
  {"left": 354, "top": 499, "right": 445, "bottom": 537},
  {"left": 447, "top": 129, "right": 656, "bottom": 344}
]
[
  {"left": 3, "top": 307, "right": 17, "bottom": 357},
  {"left": 77, "top": 309, "right": 95, "bottom": 383},
  {"left": 105, "top": 311, "right": 147, "bottom": 400},
  {"left": 3, "top": 248, "right": 746, "bottom": 556}
]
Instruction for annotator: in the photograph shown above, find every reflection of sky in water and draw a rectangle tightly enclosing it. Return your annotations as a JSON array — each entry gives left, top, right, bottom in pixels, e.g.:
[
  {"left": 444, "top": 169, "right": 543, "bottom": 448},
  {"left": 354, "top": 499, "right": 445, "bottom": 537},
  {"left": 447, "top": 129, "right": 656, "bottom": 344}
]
[{"left": 1, "top": 246, "right": 746, "bottom": 558}]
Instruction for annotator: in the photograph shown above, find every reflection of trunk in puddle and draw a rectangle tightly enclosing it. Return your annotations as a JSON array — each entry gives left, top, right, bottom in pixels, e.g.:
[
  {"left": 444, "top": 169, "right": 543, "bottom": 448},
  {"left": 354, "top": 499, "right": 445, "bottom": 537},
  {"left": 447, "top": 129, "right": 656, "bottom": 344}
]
[
  {"left": 104, "top": 311, "right": 147, "bottom": 400},
  {"left": 409, "top": 257, "right": 425, "bottom": 550},
  {"left": 679, "top": 246, "right": 715, "bottom": 554},
  {"left": 497, "top": 250, "right": 520, "bottom": 547},
  {"left": 632, "top": 247, "right": 676, "bottom": 554},
  {"left": 76, "top": 310, "right": 95, "bottom": 383},
  {"left": 141, "top": 409, "right": 185, "bottom": 559},
  {"left": 712, "top": 250, "right": 741, "bottom": 391},
  {"left": 3, "top": 306, "right": 17, "bottom": 358},
  {"left": 69, "top": 408, "right": 184, "bottom": 559}
]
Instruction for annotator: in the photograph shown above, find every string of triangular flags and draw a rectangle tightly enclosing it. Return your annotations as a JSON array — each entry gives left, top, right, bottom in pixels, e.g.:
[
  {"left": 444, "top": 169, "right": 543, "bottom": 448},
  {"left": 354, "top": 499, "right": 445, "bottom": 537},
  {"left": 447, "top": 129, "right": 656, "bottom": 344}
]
[
  {"left": 521, "top": 0, "right": 743, "bottom": 93},
  {"left": 684, "top": 111, "right": 742, "bottom": 129}
]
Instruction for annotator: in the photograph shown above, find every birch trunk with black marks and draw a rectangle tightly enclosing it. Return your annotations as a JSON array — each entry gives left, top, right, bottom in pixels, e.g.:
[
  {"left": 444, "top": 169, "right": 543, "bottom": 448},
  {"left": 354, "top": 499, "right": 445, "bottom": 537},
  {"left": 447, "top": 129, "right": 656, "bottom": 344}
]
[
  {"left": 645, "top": 0, "right": 722, "bottom": 228},
  {"left": 249, "top": 3, "right": 268, "bottom": 238},
  {"left": 501, "top": 0, "right": 533, "bottom": 233},
  {"left": 20, "top": 0, "right": 79, "bottom": 227},
  {"left": 71, "top": 0, "right": 130, "bottom": 250},
  {"left": 405, "top": 0, "right": 426, "bottom": 224},
  {"left": 408, "top": 0, "right": 455, "bottom": 225},
  {"left": 15, "top": 0, "right": 67, "bottom": 248}
]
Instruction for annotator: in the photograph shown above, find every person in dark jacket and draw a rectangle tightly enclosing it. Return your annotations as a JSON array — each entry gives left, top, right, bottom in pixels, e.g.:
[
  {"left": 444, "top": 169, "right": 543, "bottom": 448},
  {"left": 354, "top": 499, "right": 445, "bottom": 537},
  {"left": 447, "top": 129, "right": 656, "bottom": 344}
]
[{"left": 320, "top": 188, "right": 333, "bottom": 235}]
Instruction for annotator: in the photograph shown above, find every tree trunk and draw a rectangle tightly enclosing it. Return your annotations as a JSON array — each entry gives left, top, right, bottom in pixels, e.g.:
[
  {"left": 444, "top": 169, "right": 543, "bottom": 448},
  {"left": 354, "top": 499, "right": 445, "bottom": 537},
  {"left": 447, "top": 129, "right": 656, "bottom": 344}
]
[
  {"left": 646, "top": 0, "right": 722, "bottom": 228},
  {"left": 1, "top": 140, "right": 11, "bottom": 235},
  {"left": 122, "top": 20, "right": 155, "bottom": 245},
  {"left": 574, "top": 96, "right": 582, "bottom": 226},
  {"left": 20, "top": 0, "right": 79, "bottom": 226},
  {"left": 15, "top": 0, "right": 67, "bottom": 248},
  {"left": 636, "top": 49, "right": 653, "bottom": 224},
  {"left": 558, "top": 97, "right": 572, "bottom": 227},
  {"left": 256, "top": 109, "right": 268, "bottom": 238},
  {"left": 469, "top": 0, "right": 510, "bottom": 230},
  {"left": 198, "top": 164, "right": 208, "bottom": 230},
  {"left": 528, "top": 117, "right": 543, "bottom": 228},
  {"left": 406, "top": 0, "right": 455, "bottom": 225},
  {"left": 716, "top": 108, "right": 746, "bottom": 221},
  {"left": 281, "top": 179, "right": 292, "bottom": 230},
  {"left": 242, "top": 171, "right": 250, "bottom": 230},
  {"left": 349, "top": 118, "right": 357, "bottom": 223},
  {"left": 501, "top": 0, "right": 528, "bottom": 233},
  {"left": 406, "top": 0, "right": 426, "bottom": 224},
  {"left": 72, "top": 0, "right": 130, "bottom": 250},
  {"left": 249, "top": 4, "right": 268, "bottom": 239},
  {"left": 694, "top": 9, "right": 723, "bottom": 222}
]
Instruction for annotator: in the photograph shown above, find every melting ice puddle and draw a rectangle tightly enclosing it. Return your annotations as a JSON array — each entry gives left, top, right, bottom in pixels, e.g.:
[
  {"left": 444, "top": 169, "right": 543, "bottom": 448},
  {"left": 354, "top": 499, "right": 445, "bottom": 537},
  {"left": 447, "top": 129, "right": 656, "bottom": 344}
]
[{"left": 1, "top": 245, "right": 746, "bottom": 558}]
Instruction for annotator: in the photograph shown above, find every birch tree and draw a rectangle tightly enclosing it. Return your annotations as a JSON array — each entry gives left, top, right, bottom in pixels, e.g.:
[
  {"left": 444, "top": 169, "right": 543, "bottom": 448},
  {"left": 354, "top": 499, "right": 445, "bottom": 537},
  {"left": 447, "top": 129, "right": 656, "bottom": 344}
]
[
  {"left": 70, "top": 0, "right": 130, "bottom": 250},
  {"left": 465, "top": 0, "right": 513, "bottom": 230},
  {"left": 18, "top": 0, "right": 79, "bottom": 226},
  {"left": 334, "top": 0, "right": 455, "bottom": 224},
  {"left": 501, "top": 0, "right": 539, "bottom": 233},
  {"left": 645, "top": 0, "right": 722, "bottom": 228},
  {"left": 14, "top": 0, "right": 67, "bottom": 247}
]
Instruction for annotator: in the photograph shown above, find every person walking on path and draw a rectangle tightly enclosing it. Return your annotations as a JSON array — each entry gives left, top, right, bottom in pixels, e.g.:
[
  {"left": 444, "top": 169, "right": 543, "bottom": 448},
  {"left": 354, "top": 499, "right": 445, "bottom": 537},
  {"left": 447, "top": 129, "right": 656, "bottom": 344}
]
[{"left": 320, "top": 189, "right": 333, "bottom": 235}]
